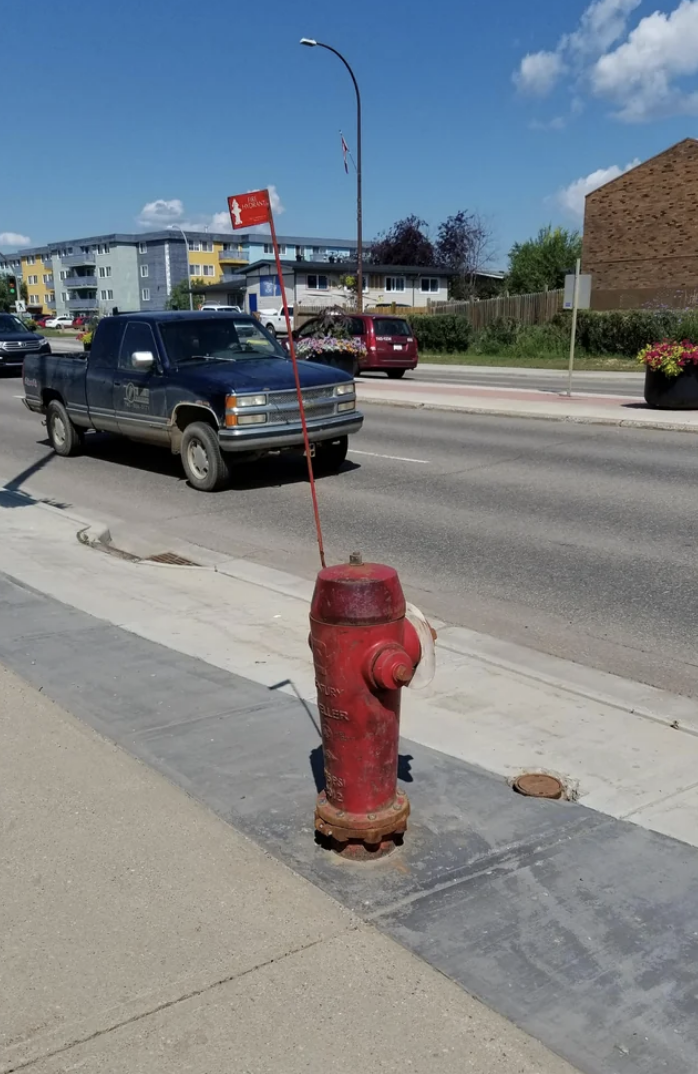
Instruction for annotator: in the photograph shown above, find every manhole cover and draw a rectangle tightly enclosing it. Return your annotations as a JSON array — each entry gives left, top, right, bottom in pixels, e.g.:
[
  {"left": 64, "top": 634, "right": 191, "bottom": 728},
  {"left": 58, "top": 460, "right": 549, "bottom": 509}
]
[
  {"left": 513, "top": 773, "right": 564, "bottom": 800},
  {"left": 146, "top": 552, "right": 199, "bottom": 566}
]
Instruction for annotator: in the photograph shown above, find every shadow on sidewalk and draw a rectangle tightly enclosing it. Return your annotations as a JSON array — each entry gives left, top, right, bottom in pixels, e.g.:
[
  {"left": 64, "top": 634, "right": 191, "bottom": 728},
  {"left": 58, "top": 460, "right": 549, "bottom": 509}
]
[{"left": 0, "top": 453, "right": 71, "bottom": 510}]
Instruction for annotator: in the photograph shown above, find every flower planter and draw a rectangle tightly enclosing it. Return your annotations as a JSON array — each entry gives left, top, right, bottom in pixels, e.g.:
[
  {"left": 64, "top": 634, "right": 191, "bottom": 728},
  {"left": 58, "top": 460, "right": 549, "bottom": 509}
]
[
  {"left": 644, "top": 364, "right": 698, "bottom": 409},
  {"left": 305, "top": 349, "right": 358, "bottom": 377}
]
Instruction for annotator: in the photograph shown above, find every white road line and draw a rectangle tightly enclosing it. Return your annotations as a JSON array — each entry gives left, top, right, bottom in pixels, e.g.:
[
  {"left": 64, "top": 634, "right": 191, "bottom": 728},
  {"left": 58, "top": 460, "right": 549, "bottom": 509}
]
[{"left": 351, "top": 449, "right": 429, "bottom": 464}]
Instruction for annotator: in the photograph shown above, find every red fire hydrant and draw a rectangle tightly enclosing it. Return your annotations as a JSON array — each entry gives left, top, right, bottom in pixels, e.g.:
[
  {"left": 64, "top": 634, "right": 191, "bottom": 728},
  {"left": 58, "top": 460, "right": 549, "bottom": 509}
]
[{"left": 309, "top": 554, "right": 434, "bottom": 859}]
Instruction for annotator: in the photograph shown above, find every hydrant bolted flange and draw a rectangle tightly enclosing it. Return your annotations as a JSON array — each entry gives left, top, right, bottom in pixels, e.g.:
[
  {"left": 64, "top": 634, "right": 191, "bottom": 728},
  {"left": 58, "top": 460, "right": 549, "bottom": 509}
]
[{"left": 309, "top": 559, "right": 428, "bottom": 860}]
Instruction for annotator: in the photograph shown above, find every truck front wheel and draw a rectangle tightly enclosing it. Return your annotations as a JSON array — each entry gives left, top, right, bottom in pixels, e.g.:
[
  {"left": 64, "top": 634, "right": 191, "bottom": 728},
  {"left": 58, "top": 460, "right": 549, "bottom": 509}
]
[
  {"left": 181, "top": 422, "right": 228, "bottom": 492},
  {"left": 46, "top": 399, "right": 83, "bottom": 457},
  {"left": 312, "top": 435, "right": 348, "bottom": 476}
]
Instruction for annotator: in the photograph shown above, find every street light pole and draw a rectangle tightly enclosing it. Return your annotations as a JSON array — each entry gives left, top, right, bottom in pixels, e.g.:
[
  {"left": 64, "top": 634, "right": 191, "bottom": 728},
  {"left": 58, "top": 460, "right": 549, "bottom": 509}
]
[
  {"left": 300, "top": 38, "right": 363, "bottom": 312},
  {"left": 168, "top": 224, "right": 193, "bottom": 310}
]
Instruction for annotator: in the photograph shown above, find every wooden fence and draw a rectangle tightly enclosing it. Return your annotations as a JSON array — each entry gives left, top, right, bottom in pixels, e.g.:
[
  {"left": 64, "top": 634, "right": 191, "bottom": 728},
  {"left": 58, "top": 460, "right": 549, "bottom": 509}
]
[
  {"left": 294, "top": 290, "right": 564, "bottom": 331},
  {"left": 430, "top": 290, "right": 564, "bottom": 329}
]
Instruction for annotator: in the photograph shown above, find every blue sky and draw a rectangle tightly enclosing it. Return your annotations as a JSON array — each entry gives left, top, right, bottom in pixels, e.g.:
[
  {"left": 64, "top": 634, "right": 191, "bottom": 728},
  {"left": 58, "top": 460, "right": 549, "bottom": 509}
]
[{"left": 2, "top": 0, "right": 698, "bottom": 268}]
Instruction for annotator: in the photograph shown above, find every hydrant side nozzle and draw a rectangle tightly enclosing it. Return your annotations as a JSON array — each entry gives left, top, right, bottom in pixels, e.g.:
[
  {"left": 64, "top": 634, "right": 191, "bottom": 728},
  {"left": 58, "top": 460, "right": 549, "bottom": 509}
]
[{"left": 367, "top": 643, "right": 415, "bottom": 691}]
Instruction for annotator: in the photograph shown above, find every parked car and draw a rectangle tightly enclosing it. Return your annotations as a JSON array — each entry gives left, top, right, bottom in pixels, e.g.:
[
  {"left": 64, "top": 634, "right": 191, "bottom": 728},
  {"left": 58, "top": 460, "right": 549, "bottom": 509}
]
[
  {"left": 293, "top": 313, "right": 418, "bottom": 378},
  {"left": 200, "top": 304, "right": 242, "bottom": 313},
  {"left": 44, "top": 315, "right": 75, "bottom": 329},
  {"left": 259, "top": 306, "right": 294, "bottom": 336},
  {"left": 34, "top": 315, "right": 53, "bottom": 327},
  {"left": 23, "top": 311, "right": 363, "bottom": 491},
  {"left": 0, "top": 313, "right": 50, "bottom": 370},
  {"left": 72, "top": 315, "right": 90, "bottom": 327}
]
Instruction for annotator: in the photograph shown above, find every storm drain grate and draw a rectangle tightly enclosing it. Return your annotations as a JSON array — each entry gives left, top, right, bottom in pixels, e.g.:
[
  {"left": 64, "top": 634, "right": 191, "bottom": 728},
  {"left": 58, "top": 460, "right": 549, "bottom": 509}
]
[{"left": 146, "top": 551, "right": 200, "bottom": 566}]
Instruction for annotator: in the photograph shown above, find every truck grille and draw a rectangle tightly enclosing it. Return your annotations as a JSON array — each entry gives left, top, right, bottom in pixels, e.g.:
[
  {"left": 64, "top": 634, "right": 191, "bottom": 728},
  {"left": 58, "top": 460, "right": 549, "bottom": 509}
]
[
  {"left": 2, "top": 341, "right": 41, "bottom": 353},
  {"left": 272, "top": 403, "right": 336, "bottom": 425},
  {"left": 268, "top": 386, "right": 331, "bottom": 406}
]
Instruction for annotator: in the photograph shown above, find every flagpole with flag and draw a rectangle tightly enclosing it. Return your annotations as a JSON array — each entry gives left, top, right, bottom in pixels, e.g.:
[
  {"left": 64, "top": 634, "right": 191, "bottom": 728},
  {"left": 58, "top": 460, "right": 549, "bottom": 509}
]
[{"left": 226, "top": 188, "right": 327, "bottom": 568}]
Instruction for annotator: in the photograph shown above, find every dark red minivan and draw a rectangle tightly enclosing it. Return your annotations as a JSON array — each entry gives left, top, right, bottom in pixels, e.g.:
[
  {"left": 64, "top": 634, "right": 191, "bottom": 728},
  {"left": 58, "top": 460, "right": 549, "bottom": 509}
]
[{"left": 294, "top": 313, "right": 418, "bottom": 378}]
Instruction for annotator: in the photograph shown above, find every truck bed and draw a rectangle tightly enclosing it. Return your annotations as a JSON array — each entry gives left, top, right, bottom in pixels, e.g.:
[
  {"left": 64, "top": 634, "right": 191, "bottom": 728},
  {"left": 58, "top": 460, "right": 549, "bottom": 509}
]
[{"left": 23, "top": 351, "right": 88, "bottom": 415}]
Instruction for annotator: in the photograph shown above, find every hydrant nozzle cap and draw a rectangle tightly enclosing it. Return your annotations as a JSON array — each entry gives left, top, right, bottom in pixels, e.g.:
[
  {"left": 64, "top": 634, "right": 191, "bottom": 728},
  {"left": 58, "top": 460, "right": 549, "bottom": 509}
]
[{"left": 349, "top": 551, "right": 363, "bottom": 565}]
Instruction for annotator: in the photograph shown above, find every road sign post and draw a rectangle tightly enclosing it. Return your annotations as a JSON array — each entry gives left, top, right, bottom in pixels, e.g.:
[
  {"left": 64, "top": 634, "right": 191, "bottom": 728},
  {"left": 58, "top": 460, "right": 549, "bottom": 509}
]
[
  {"left": 564, "top": 262, "right": 592, "bottom": 398},
  {"left": 227, "top": 189, "right": 326, "bottom": 567}
]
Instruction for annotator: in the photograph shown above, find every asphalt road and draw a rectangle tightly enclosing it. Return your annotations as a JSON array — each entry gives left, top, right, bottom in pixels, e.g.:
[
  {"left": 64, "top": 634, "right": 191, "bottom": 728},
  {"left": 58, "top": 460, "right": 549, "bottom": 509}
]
[
  {"left": 1, "top": 372, "right": 695, "bottom": 695},
  {"left": 379, "top": 364, "right": 645, "bottom": 397}
]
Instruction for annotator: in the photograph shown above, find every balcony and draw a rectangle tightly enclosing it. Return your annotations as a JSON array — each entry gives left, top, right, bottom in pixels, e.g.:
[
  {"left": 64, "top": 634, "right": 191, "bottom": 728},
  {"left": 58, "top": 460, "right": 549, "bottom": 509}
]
[
  {"left": 62, "top": 252, "right": 96, "bottom": 268},
  {"left": 219, "top": 249, "right": 248, "bottom": 264},
  {"left": 67, "top": 295, "right": 99, "bottom": 310},
  {"left": 65, "top": 274, "right": 98, "bottom": 288}
]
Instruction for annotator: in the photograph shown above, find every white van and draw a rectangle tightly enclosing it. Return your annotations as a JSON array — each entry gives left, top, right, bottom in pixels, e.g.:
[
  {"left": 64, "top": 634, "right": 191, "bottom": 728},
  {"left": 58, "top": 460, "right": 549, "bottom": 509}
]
[{"left": 199, "top": 304, "right": 242, "bottom": 312}]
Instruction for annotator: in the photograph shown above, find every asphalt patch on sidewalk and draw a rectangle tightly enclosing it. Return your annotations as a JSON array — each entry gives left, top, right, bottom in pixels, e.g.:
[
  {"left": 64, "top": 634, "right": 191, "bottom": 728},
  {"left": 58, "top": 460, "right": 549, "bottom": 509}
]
[{"left": 1, "top": 570, "right": 696, "bottom": 1074}]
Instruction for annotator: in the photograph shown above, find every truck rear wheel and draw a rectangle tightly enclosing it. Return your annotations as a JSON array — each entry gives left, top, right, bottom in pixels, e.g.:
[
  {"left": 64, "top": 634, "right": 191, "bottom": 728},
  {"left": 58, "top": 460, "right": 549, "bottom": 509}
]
[
  {"left": 46, "top": 399, "right": 83, "bottom": 457},
  {"left": 181, "top": 421, "right": 228, "bottom": 492},
  {"left": 312, "top": 435, "right": 348, "bottom": 476}
]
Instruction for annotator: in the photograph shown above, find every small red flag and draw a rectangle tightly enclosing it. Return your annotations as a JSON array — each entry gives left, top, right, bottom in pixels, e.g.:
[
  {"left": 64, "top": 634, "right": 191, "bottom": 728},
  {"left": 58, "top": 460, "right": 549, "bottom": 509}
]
[{"left": 227, "top": 189, "right": 271, "bottom": 230}]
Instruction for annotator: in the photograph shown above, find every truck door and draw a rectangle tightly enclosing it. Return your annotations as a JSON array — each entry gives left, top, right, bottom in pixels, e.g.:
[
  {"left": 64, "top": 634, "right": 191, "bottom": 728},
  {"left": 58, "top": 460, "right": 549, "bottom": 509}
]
[
  {"left": 114, "top": 321, "right": 169, "bottom": 443},
  {"left": 85, "top": 317, "right": 124, "bottom": 433}
]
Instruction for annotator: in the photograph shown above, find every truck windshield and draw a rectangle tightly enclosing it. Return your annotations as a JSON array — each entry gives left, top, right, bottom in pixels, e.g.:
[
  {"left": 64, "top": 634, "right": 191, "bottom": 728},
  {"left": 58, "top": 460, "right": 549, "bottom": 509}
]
[
  {"left": 0, "top": 314, "right": 30, "bottom": 333},
  {"left": 158, "top": 317, "right": 284, "bottom": 366}
]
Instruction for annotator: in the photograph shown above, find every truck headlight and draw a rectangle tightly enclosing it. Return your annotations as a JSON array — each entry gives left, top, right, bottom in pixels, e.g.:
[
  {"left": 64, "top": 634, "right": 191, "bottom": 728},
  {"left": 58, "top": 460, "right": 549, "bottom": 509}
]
[
  {"left": 337, "top": 400, "right": 356, "bottom": 412},
  {"left": 237, "top": 393, "right": 268, "bottom": 407},
  {"left": 237, "top": 413, "right": 268, "bottom": 425},
  {"left": 334, "top": 383, "right": 354, "bottom": 396}
]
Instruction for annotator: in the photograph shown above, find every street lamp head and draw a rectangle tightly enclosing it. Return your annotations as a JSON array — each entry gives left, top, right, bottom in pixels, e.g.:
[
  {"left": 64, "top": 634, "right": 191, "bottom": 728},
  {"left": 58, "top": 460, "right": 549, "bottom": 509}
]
[{"left": 300, "top": 37, "right": 317, "bottom": 46}]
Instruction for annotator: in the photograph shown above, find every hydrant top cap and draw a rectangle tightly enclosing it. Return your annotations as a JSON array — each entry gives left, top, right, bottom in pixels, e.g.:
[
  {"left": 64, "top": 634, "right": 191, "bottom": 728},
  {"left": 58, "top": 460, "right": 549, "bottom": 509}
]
[{"left": 311, "top": 562, "right": 407, "bottom": 625}]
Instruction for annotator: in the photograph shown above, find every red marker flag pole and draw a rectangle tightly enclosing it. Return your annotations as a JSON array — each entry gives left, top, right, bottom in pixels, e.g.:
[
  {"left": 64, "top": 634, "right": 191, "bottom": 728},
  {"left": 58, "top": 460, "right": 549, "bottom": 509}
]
[{"left": 227, "top": 189, "right": 327, "bottom": 568}]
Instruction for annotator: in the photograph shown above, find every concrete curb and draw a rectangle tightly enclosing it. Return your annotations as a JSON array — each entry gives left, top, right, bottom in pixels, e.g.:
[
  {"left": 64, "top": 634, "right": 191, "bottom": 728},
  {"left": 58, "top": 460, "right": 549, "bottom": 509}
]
[{"left": 355, "top": 394, "right": 698, "bottom": 433}]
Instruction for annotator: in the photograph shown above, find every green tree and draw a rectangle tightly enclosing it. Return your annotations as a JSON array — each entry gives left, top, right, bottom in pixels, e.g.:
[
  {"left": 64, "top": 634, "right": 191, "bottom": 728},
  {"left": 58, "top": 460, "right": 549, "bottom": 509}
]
[
  {"left": 0, "top": 276, "right": 14, "bottom": 312},
  {"left": 370, "top": 215, "right": 435, "bottom": 266},
  {"left": 507, "top": 225, "right": 582, "bottom": 295},
  {"left": 166, "top": 278, "right": 203, "bottom": 310}
]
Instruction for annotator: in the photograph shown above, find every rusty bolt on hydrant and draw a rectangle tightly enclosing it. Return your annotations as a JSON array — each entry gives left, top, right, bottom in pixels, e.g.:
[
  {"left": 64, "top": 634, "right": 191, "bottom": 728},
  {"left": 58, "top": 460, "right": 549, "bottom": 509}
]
[{"left": 309, "top": 552, "right": 436, "bottom": 861}]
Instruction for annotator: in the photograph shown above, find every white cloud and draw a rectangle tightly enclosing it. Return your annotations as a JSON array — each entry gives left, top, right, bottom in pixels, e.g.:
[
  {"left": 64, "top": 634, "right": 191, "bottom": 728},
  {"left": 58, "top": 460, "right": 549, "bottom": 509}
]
[
  {"left": 0, "top": 231, "right": 30, "bottom": 246},
  {"left": 515, "top": 51, "right": 565, "bottom": 95},
  {"left": 136, "top": 198, "right": 184, "bottom": 227},
  {"left": 514, "top": 0, "right": 639, "bottom": 95},
  {"left": 139, "top": 186, "right": 284, "bottom": 233},
  {"left": 512, "top": 0, "right": 698, "bottom": 122},
  {"left": 592, "top": 0, "right": 698, "bottom": 121},
  {"left": 557, "top": 158, "right": 641, "bottom": 217}
]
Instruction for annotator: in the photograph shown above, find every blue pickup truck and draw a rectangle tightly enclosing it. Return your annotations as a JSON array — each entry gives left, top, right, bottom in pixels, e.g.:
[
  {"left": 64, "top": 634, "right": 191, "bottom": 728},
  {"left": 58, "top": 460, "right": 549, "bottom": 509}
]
[{"left": 23, "top": 311, "right": 363, "bottom": 491}]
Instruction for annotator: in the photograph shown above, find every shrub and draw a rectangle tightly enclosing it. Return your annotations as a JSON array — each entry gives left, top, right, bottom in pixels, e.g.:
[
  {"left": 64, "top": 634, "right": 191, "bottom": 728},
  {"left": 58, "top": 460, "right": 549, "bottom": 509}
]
[
  {"left": 573, "top": 310, "right": 685, "bottom": 357},
  {"left": 477, "top": 317, "right": 519, "bottom": 354},
  {"left": 409, "top": 314, "right": 471, "bottom": 353}
]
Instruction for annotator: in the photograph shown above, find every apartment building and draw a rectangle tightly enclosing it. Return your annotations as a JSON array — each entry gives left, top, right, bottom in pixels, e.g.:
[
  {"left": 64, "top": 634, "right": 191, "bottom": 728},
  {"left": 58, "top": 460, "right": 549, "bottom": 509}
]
[{"left": 0, "top": 231, "right": 359, "bottom": 315}]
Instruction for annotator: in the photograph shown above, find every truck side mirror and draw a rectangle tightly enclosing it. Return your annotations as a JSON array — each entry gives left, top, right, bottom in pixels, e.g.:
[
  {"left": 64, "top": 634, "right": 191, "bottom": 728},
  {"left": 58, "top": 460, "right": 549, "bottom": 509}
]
[{"left": 131, "top": 351, "right": 154, "bottom": 369}]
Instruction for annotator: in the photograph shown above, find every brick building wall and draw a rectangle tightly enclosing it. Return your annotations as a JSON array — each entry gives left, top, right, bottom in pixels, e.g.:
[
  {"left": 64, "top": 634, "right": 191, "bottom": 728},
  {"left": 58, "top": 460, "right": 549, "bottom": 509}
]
[{"left": 582, "top": 138, "right": 698, "bottom": 309}]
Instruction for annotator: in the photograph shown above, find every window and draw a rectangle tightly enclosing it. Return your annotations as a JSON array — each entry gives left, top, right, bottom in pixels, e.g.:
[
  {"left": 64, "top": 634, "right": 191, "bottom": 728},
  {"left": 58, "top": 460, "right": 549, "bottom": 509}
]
[
  {"left": 80, "top": 246, "right": 90, "bottom": 255},
  {"left": 420, "top": 277, "right": 439, "bottom": 293},
  {"left": 306, "top": 274, "right": 328, "bottom": 290},
  {"left": 189, "top": 241, "right": 202, "bottom": 252},
  {"left": 189, "top": 264, "right": 201, "bottom": 276},
  {"left": 43, "top": 274, "right": 53, "bottom": 285},
  {"left": 60, "top": 270, "right": 67, "bottom": 280},
  {"left": 312, "top": 247, "right": 321, "bottom": 255},
  {"left": 101, "top": 288, "right": 115, "bottom": 300},
  {"left": 141, "top": 287, "right": 151, "bottom": 302},
  {"left": 277, "top": 245, "right": 286, "bottom": 255},
  {"left": 118, "top": 321, "right": 157, "bottom": 370},
  {"left": 374, "top": 318, "right": 411, "bottom": 337},
  {"left": 26, "top": 255, "right": 36, "bottom": 265},
  {"left": 62, "top": 292, "right": 68, "bottom": 302},
  {"left": 202, "top": 264, "right": 214, "bottom": 277},
  {"left": 27, "top": 275, "right": 38, "bottom": 285},
  {"left": 263, "top": 244, "right": 274, "bottom": 254},
  {"left": 107, "top": 289, "right": 114, "bottom": 300},
  {"left": 67, "top": 247, "right": 73, "bottom": 254},
  {"left": 138, "top": 241, "right": 147, "bottom": 254},
  {"left": 29, "top": 294, "right": 39, "bottom": 304},
  {"left": 201, "top": 240, "right": 213, "bottom": 252},
  {"left": 385, "top": 276, "right": 405, "bottom": 293},
  {"left": 140, "top": 264, "right": 149, "bottom": 277},
  {"left": 99, "top": 266, "right": 112, "bottom": 278},
  {"left": 105, "top": 266, "right": 112, "bottom": 277},
  {"left": 99, "top": 243, "right": 110, "bottom": 254}
]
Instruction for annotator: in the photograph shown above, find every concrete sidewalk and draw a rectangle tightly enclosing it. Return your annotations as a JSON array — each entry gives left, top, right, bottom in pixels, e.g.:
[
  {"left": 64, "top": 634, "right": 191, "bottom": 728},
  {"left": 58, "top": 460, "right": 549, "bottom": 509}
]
[
  {"left": 356, "top": 374, "right": 698, "bottom": 431},
  {"left": 2, "top": 663, "right": 577, "bottom": 1074},
  {"left": 5, "top": 494, "right": 698, "bottom": 1072},
  {"left": 1, "top": 485, "right": 696, "bottom": 849}
]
